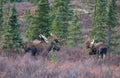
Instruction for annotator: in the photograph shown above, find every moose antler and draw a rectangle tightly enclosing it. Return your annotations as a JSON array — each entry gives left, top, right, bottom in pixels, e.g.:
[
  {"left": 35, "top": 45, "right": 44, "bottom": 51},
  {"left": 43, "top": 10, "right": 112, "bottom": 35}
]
[
  {"left": 39, "top": 34, "right": 48, "bottom": 43},
  {"left": 90, "top": 36, "right": 95, "bottom": 48},
  {"left": 91, "top": 36, "right": 95, "bottom": 44}
]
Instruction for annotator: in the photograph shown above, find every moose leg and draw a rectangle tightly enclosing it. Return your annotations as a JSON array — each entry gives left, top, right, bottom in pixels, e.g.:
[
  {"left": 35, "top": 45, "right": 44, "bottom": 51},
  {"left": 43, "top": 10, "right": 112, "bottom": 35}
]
[
  {"left": 97, "top": 48, "right": 102, "bottom": 62},
  {"left": 30, "top": 46, "right": 37, "bottom": 56},
  {"left": 102, "top": 47, "right": 107, "bottom": 60},
  {"left": 31, "top": 51, "right": 36, "bottom": 56},
  {"left": 103, "top": 54, "right": 106, "bottom": 60},
  {"left": 101, "top": 52, "right": 104, "bottom": 59}
]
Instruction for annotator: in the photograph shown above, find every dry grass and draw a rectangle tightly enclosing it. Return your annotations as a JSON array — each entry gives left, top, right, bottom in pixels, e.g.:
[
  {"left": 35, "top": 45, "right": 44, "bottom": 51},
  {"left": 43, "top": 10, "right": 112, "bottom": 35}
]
[{"left": 0, "top": 47, "right": 120, "bottom": 78}]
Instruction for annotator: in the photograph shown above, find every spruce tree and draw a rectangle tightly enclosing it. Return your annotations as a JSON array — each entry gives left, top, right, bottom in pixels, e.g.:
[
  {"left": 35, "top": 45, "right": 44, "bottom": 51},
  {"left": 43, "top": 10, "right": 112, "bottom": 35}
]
[
  {"left": 67, "top": 10, "right": 83, "bottom": 47},
  {"left": 3, "top": 0, "right": 11, "bottom": 34},
  {"left": 52, "top": 0, "right": 71, "bottom": 44},
  {"left": 90, "top": 0, "right": 107, "bottom": 43},
  {"left": 25, "top": 10, "right": 33, "bottom": 40},
  {"left": 34, "top": 0, "right": 50, "bottom": 37},
  {"left": 26, "top": 0, "right": 50, "bottom": 40},
  {"left": 0, "top": 0, "right": 3, "bottom": 36},
  {"left": 27, "top": 0, "right": 39, "bottom": 4},
  {"left": 51, "top": 8, "right": 61, "bottom": 37},
  {"left": 2, "top": 4, "right": 23, "bottom": 52},
  {"left": 106, "top": 0, "right": 119, "bottom": 52},
  {"left": 10, "top": 0, "right": 23, "bottom": 2}
]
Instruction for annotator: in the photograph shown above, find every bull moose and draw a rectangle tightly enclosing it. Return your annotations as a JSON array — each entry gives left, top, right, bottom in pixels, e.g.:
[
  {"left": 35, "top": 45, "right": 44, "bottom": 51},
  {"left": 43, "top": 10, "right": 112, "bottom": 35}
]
[
  {"left": 84, "top": 35, "right": 107, "bottom": 59},
  {"left": 23, "top": 34, "right": 60, "bottom": 57}
]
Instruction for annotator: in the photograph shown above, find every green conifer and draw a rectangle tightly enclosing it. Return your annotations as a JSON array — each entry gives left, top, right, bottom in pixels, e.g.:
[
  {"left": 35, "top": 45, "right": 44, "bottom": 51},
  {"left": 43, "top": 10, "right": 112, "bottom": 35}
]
[
  {"left": 52, "top": 0, "right": 71, "bottom": 44},
  {"left": 106, "top": 0, "right": 119, "bottom": 52},
  {"left": 0, "top": 0, "right": 3, "bottom": 36},
  {"left": 68, "top": 10, "right": 83, "bottom": 47},
  {"left": 91, "top": 0, "right": 107, "bottom": 43},
  {"left": 26, "top": 0, "right": 51, "bottom": 40},
  {"left": 2, "top": 4, "right": 23, "bottom": 52}
]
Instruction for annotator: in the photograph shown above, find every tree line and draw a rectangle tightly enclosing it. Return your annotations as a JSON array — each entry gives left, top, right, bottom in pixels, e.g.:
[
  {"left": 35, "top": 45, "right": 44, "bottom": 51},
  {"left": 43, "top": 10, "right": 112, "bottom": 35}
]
[{"left": 0, "top": 0, "right": 119, "bottom": 53}]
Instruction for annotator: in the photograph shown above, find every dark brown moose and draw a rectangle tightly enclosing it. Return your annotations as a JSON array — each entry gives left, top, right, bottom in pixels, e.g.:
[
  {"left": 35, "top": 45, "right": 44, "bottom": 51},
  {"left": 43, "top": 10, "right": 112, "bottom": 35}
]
[
  {"left": 84, "top": 35, "right": 107, "bottom": 59},
  {"left": 23, "top": 34, "right": 60, "bottom": 57}
]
